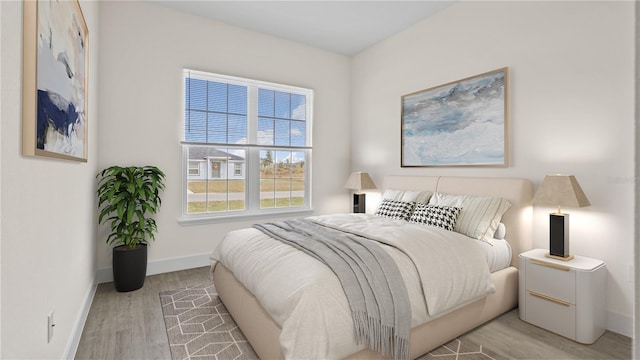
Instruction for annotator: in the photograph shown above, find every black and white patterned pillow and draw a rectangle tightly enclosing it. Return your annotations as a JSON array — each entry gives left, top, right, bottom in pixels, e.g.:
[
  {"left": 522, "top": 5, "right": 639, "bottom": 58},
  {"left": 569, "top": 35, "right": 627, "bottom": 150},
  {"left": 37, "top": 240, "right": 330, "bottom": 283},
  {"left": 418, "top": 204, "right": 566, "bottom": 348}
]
[
  {"left": 409, "top": 204, "right": 461, "bottom": 231},
  {"left": 374, "top": 199, "right": 415, "bottom": 220}
]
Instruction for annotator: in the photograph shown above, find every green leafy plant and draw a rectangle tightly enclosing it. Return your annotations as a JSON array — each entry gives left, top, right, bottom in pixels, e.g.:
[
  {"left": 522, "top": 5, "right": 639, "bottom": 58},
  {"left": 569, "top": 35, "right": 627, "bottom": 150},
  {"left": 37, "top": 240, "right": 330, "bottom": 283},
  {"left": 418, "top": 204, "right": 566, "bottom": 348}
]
[{"left": 97, "top": 166, "right": 166, "bottom": 248}]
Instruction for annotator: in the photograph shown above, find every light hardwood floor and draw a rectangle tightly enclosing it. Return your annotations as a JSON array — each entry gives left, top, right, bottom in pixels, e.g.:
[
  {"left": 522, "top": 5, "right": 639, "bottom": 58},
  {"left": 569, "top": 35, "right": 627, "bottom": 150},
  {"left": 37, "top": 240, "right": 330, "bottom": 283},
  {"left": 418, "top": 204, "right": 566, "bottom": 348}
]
[
  {"left": 75, "top": 266, "right": 632, "bottom": 360},
  {"left": 75, "top": 267, "right": 211, "bottom": 360}
]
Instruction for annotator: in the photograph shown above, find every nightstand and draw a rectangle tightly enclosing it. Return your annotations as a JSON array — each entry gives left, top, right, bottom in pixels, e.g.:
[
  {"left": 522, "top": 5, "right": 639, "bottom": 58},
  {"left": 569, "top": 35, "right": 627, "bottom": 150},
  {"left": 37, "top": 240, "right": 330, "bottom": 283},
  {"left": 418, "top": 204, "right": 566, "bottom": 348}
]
[{"left": 519, "top": 248, "right": 606, "bottom": 344}]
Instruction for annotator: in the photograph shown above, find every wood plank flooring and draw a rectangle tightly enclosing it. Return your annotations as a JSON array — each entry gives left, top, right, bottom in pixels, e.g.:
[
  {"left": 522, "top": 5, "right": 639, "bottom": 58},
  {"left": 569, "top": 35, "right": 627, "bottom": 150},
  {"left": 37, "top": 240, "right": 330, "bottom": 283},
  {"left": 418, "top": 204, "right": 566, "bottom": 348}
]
[
  {"left": 75, "top": 266, "right": 632, "bottom": 360},
  {"left": 75, "top": 267, "right": 212, "bottom": 360},
  {"left": 460, "top": 309, "right": 631, "bottom": 359}
]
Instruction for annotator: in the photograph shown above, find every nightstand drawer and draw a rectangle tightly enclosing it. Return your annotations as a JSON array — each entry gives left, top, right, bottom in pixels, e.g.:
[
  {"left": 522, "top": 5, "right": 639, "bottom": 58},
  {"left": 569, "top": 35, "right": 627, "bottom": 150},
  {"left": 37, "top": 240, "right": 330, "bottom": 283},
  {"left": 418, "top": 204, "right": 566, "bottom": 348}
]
[
  {"left": 525, "top": 290, "right": 576, "bottom": 340},
  {"left": 525, "top": 259, "right": 575, "bottom": 303}
]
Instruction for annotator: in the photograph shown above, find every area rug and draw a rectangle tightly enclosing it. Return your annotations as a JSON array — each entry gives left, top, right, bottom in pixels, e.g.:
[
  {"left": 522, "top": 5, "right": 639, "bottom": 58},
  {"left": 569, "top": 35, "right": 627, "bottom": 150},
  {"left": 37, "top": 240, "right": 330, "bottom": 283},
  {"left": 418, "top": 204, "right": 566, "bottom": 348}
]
[
  {"left": 160, "top": 284, "right": 258, "bottom": 360},
  {"left": 160, "top": 284, "right": 504, "bottom": 360},
  {"left": 417, "top": 338, "right": 505, "bottom": 360}
]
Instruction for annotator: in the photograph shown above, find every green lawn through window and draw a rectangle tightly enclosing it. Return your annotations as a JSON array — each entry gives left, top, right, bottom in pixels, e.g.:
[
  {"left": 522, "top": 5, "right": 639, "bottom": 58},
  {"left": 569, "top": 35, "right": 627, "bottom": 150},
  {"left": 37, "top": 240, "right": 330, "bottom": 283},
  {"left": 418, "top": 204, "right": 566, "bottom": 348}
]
[{"left": 187, "top": 179, "right": 305, "bottom": 213}]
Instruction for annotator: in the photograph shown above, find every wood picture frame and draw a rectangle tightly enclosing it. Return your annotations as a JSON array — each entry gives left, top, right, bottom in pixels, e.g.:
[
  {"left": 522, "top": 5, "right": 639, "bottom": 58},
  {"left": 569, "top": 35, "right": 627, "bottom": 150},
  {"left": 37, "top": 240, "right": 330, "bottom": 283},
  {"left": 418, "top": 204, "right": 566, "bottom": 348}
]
[
  {"left": 401, "top": 68, "right": 509, "bottom": 167},
  {"left": 22, "top": 0, "right": 89, "bottom": 162}
]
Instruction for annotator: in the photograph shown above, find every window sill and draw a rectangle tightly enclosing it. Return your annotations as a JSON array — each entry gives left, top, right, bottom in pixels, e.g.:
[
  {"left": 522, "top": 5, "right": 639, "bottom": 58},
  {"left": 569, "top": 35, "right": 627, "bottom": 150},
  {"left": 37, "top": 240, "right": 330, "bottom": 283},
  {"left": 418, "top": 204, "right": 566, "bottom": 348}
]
[{"left": 178, "top": 208, "right": 314, "bottom": 226}]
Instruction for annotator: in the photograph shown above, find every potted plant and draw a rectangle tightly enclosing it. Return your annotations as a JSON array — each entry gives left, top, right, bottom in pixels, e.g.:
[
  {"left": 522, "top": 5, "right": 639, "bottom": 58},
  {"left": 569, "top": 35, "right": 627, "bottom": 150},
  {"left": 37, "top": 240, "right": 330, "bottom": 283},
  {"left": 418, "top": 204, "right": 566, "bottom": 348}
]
[{"left": 97, "top": 165, "right": 166, "bottom": 292}]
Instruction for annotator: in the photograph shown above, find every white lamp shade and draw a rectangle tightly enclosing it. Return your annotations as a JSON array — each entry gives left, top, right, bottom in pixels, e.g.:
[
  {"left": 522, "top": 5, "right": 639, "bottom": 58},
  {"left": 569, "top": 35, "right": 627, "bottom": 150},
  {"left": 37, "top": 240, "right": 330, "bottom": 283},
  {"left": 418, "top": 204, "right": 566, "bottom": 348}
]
[{"left": 344, "top": 172, "right": 377, "bottom": 192}]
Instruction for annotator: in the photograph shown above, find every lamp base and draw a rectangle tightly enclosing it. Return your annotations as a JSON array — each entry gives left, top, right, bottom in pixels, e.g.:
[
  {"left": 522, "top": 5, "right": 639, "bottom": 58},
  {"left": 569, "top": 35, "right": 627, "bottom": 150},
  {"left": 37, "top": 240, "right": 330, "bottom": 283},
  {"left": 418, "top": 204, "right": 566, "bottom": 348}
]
[
  {"left": 545, "top": 252, "right": 575, "bottom": 261},
  {"left": 549, "top": 213, "right": 570, "bottom": 258},
  {"left": 353, "top": 193, "right": 366, "bottom": 213}
]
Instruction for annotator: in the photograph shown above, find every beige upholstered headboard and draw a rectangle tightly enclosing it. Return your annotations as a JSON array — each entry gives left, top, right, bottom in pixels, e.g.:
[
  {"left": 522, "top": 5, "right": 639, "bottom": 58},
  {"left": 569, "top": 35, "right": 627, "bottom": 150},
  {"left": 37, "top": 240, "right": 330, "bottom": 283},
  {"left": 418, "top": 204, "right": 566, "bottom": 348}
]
[{"left": 383, "top": 176, "right": 533, "bottom": 267}]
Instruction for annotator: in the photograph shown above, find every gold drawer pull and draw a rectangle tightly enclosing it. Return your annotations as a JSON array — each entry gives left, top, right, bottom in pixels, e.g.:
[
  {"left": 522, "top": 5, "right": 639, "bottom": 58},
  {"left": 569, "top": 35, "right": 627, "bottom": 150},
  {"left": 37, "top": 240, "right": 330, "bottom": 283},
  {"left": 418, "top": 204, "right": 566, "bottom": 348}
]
[
  {"left": 530, "top": 259, "right": 570, "bottom": 271},
  {"left": 529, "top": 291, "right": 571, "bottom": 307}
]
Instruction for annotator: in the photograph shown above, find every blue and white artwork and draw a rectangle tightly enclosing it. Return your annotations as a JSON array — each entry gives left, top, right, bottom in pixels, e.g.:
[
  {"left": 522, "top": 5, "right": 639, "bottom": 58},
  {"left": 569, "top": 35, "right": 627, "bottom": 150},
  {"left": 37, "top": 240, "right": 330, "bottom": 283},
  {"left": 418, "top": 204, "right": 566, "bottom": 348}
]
[
  {"left": 401, "top": 68, "right": 507, "bottom": 167},
  {"left": 36, "top": 0, "right": 88, "bottom": 160}
]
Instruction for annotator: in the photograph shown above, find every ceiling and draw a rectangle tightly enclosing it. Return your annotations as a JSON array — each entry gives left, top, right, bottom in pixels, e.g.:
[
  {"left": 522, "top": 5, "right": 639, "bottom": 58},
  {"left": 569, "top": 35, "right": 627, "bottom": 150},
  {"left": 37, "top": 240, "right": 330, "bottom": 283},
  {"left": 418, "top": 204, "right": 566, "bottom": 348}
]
[{"left": 153, "top": 1, "right": 456, "bottom": 56}]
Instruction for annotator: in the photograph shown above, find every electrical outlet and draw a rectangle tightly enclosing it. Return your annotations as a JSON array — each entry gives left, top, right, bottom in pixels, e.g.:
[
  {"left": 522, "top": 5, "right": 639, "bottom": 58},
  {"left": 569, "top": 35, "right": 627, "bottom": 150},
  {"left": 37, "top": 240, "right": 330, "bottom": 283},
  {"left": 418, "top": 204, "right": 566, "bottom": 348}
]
[{"left": 47, "top": 311, "right": 55, "bottom": 343}]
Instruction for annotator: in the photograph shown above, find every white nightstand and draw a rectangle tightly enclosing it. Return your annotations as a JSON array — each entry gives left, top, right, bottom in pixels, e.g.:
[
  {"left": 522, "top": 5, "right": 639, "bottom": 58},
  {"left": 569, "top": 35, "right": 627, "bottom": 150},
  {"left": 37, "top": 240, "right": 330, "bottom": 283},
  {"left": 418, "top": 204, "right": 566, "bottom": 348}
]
[{"left": 519, "top": 248, "right": 606, "bottom": 344}]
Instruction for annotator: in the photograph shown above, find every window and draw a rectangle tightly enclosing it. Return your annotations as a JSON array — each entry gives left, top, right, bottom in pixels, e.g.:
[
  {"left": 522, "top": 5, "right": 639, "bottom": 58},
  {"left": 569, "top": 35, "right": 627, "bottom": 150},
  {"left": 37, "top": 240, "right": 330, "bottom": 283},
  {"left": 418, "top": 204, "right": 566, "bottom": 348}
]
[
  {"left": 188, "top": 161, "right": 200, "bottom": 176},
  {"left": 182, "top": 69, "right": 313, "bottom": 221}
]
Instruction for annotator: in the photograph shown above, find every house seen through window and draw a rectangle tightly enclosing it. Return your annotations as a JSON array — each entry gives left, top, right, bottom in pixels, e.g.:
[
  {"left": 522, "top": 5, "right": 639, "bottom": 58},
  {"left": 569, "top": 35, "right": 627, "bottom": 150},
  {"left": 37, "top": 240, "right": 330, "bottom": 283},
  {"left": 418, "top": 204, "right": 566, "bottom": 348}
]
[{"left": 182, "top": 69, "right": 313, "bottom": 219}]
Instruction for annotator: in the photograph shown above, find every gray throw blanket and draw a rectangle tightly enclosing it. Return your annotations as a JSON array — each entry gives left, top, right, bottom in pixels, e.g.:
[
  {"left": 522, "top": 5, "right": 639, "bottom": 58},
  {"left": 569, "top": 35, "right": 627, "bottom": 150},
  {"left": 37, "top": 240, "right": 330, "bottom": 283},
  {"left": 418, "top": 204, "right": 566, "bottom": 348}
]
[{"left": 253, "top": 219, "right": 411, "bottom": 360}]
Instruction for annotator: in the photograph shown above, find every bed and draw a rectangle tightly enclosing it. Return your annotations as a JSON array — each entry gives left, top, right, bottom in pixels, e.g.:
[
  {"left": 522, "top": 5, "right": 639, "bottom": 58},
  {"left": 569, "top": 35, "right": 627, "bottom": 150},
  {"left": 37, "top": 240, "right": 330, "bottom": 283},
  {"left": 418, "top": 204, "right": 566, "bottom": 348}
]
[{"left": 211, "top": 175, "right": 533, "bottom": 359}]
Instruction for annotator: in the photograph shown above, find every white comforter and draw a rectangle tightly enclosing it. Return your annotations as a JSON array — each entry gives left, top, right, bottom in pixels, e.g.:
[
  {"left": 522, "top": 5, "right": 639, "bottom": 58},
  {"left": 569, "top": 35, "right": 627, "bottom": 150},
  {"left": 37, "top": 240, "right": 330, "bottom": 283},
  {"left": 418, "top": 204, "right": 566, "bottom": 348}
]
[{"left": 211, "top": 214, "right": 495, "bottom": 359}]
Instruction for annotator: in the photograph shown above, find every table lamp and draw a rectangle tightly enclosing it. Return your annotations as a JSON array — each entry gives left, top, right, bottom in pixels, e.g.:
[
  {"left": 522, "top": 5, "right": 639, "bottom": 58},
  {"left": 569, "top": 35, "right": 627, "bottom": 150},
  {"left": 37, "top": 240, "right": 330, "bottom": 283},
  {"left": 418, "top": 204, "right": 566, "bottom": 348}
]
[
  {"left": 531, "top": 174, "right": 590, "bottom": 260},
  {"left": 344, "top": 172, "right": 377, "bottom": 213}
]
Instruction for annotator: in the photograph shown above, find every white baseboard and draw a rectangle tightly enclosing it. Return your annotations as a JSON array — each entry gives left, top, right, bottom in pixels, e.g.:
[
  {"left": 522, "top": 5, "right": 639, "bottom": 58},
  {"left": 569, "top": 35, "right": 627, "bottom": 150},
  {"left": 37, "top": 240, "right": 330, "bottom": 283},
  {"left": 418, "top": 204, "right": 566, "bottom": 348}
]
[
  {"left": 95, "top": 252, "right": 212, "bottom": 284},
  {"left": 63, "top": 282, "right": 97, "bottom": 360},
  {"left": 606, "top": 309, "right": 634, "bottom": 338}
]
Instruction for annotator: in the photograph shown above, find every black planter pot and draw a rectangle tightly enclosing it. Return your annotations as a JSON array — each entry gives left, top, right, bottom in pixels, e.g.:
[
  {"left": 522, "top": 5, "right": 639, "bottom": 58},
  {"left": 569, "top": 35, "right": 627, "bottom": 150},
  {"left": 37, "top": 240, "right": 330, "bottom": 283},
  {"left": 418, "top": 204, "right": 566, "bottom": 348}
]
[{"left": 113, "top": 244, "right": 148, "bottom": 292}]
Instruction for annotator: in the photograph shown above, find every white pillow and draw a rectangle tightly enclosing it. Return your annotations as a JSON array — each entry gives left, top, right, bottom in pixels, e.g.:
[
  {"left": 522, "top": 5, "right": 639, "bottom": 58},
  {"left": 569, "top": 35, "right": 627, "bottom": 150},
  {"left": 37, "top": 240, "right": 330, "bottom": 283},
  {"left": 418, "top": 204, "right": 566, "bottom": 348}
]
[
  {"left": 429, "top": 192, "right": 465, "bottom": 206},
  {"left": 494, "top": 223, "right": 506, "bottom": 240},
  {"left": 429, "top": 192, "right": 511, "bottom": 245},
  {"left": 381, "top": 189, "right": 432, "bottom": 203},
  {"left": 381, "top": 189, "right": 404, "bottom": 200}
]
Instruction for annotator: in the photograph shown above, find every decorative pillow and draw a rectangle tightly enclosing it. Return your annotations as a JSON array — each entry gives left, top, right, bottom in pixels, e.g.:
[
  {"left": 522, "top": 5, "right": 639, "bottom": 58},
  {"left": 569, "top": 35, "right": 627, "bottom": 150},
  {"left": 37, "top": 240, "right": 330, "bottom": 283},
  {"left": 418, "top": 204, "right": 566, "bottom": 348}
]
[
  {"left": 374, "top": 199, "right": 415, "bottom": 220},
  {"left": 494, "top": 223, "right": 506, "bottom": 240},
  {"left": 381, "top": 189, "right": 433, "bottom": 203},
  {"left": 409, "top": 204, "right": 461, "bottom": 231},
  {"left": 429, "top": 192, "right": 511, "bottom": 244}
]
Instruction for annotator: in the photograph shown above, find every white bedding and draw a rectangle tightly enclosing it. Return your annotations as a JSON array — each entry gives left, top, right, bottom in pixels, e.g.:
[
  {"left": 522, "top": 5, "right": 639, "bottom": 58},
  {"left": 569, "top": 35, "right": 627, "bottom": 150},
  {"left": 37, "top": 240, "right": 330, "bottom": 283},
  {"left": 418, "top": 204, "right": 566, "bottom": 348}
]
[
  {"left": 481, "top": 238, "right": 512, "bottom": 272},
  {"left": 211, "top": 214, "right": 496, "bottom": 359}
]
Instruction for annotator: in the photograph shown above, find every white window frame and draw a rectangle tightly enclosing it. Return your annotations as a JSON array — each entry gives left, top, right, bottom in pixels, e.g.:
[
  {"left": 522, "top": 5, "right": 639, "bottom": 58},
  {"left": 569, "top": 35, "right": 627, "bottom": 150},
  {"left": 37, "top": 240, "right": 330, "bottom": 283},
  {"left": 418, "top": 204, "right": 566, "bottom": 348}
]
[{"left": 180, "top": 69, "right": 313, "bottom": 225}]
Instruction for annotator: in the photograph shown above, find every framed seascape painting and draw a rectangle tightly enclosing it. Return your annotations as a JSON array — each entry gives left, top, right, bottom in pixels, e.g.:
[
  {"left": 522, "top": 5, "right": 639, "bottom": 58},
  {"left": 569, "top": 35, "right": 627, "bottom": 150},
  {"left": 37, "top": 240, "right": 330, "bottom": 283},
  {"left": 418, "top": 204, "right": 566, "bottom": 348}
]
[
  {"left": 401, "top": 68, "right": 509, "bottom": 167},
  {"left": 22, "top": 0, "right": 89, "bottom": 162}
]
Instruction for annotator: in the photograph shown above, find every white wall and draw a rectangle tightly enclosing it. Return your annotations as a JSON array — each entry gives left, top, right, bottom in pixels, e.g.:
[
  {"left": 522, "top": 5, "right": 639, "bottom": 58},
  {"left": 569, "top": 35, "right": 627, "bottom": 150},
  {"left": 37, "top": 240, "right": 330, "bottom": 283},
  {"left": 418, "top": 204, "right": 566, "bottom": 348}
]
[
  {"left": 351, "top": 1, "right": 635, "bottom": 336},
  {"left": 96, "top": 2, "right": 351, "bottom": 274},
  {"left": 0, "top": 0, "right": 100, "bottom": 358}
]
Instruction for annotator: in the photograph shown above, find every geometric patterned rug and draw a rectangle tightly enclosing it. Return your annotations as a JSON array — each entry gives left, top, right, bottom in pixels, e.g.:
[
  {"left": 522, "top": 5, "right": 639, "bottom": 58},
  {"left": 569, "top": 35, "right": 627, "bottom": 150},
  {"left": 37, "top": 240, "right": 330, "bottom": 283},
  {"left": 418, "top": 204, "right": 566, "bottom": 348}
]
[
  {"left": 159, "top": 284, "right": 258, "bottom": 360},
  {"left": 160, "top": 284, "right": 504, "bottom": 360},
  {"left": 418, "top": 338, "right": 506, "bottom": 360}
]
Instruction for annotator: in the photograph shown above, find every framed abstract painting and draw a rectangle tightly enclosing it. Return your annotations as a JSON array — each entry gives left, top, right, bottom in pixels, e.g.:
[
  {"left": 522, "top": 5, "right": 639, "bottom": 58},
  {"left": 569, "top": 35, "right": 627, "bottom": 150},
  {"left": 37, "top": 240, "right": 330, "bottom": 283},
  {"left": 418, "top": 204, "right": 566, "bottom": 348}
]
[
  {"left": 401, "top": 68, "right": 508, "bottom": 167},
  {"left": 22, "top": 0, "right": 89, "bottom": 162}
]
